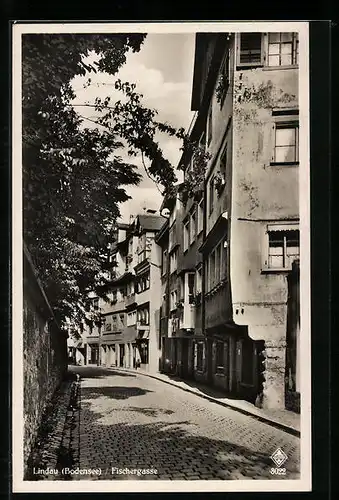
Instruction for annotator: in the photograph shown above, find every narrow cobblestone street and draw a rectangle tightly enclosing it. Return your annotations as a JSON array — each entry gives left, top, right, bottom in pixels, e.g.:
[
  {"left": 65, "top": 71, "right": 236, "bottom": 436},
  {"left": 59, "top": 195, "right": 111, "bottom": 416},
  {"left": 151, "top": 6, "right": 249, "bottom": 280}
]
[{"left": 72, "top": 365, "right": 300, "bottom": 481}]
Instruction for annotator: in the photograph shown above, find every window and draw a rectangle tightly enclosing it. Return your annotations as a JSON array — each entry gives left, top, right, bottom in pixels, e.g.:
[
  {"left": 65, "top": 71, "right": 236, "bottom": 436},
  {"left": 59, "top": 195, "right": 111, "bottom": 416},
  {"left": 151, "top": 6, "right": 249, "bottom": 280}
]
[
  {"left": 206, "top": 240, "right": 226, "bottom": 292},
  {"left": 267, "top": 228, "right": 299, "bottom": 270},
  {"left": 215, "top": 245, "right": 221, "bottom": 283},
  {"left": 92, "top": 298, "right": 99, "bottom": 310},
  {"left": 137, "top": 234, "right": 151, "bottom": 264},
  {"left": 183, "top": 220, "right": 190, "bottom": 252},
  {"left": 119, "top": 313, "right": 125, "bottom": 325},
  {"left": 170, "top": 290, "right": 178, "bottom": 311},
  {"left": 169, "top": 250, "right": 177, "bottom": 274},
  {"left": 207, "top": 105, "right": 213, "bottom": 146},
  {"left": 161, "top": 248, "right": 168, "bottom": 276},
  {"left": 196, "top": 342, "right": 204, "bottom": 372},
  {"left": 104, "top": 321, "right": 112, "bottom": 333},
  {"left": 238, "top": 33, "right": 263, "bottom": 66},
  {"left": 218, "top": 51, "right": 230, "bottom": 107},
  {"left": 185, "top": 272, "right": 195, "bottom": 305},
  {"left": 136, "top": 272, "right": 150, "bottom": 293},
  {"left": 268, "top": 32, "right": 299, "bottom": 67},
  {"left": 127, "top": 282, "right": 134, "bottom": 296},
  {"left": 197, "top": 199, "right": 203, "bottom": 234},
  {"left": 209, "top": 176, "right": 215, "bottom": 215},
  {"left": 195, "top": 267, "right": 202, "bottom": 294},
  {"left": 111, "top": 290, "right": 117, "bottom": 304},
  {"left": 220, "top": 145, "right": 227, "bottom": 181},
  {"left": 273, "top": 122, "right": 299, "bottom": 164},
  {"left": 137, "top": 307, "right": 149, "bottom": 325},
  {"left": 190, "top": 210, "right": 196, "bottom": 244},
  {"left": 169, "top": 225, "right": 176, "bottom": 248},
  {"left": 221, "top": 240, "right": 228, "bottom": 280},
  {"left": 215, "top": 341, "right": 226, "bottom": 374},
  {"left": 210, "top": 251, "right": 215, "bottom": 289},
  {"left": 127, "top": 311, "right": 136, "bottom": 326}
]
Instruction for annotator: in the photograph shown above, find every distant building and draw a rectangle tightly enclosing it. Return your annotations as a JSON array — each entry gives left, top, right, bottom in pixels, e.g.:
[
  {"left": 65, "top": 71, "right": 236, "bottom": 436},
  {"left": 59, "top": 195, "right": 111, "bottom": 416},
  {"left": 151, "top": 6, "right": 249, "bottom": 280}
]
[{"left": 81, "top": 212, "right": 164, "bottom": 373}]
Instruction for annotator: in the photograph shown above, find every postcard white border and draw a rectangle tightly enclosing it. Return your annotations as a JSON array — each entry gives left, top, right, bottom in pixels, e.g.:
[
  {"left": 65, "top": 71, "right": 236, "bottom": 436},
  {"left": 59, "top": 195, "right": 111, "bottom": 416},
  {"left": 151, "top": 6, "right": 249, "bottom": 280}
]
[{"left": 12, "top": 20, "right": 311, "bottom": 493}]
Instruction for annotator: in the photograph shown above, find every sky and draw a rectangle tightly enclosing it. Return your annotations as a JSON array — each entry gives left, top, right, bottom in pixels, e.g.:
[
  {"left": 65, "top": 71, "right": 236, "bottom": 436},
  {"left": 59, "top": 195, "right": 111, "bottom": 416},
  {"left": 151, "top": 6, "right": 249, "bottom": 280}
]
[{"left": 71, "top": 33, "right": 195, "bottom": 223}]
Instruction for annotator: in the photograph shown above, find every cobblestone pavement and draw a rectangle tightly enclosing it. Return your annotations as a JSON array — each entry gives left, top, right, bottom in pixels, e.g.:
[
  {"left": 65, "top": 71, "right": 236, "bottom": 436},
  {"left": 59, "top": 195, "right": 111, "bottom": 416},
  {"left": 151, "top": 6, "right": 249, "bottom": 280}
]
[{"left": 74, "top": 366, "right": 300, "bottom": 481}]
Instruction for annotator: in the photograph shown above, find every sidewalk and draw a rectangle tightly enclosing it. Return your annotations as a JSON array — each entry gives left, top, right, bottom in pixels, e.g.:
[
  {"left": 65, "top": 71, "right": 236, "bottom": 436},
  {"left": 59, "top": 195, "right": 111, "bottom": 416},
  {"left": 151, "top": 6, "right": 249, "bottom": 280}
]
[
  {"left": 109, "top": 367, "right": 301, "bottom": 437},
  {"left": 24, "top": 372, "right": 80, "bottom": 481}
]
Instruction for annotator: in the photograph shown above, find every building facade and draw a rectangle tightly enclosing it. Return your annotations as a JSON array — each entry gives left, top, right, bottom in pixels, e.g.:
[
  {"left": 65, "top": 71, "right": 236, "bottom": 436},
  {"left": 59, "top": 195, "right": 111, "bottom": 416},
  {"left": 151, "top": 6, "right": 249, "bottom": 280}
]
[
  {"left": 158, "top": 31, "right": 300, "bottom": 411},
  {"left": 81, "top": 212, "right": 164, "bottom": 374}
]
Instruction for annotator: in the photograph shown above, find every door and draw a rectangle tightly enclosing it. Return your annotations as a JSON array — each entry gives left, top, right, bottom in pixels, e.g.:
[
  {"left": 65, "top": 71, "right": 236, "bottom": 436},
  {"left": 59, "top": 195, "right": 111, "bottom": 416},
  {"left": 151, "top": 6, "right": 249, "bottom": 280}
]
[
  {"left": 132, "top": 344, "right": 136, "bottom": 368},
  {"left": 207, "top": 338, "right": 213, "bottom": 383},
  {"left": 181, "top": 338, "right": 189, "bottom": 379},
  {"left": 119, "top": 344, "right": 125, "bottom": 367}
]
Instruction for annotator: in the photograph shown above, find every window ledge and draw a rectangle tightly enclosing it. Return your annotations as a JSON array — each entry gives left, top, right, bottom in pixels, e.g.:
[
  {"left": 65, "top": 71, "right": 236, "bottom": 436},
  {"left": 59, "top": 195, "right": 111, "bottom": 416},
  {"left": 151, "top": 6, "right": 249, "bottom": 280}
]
[
  {"left": 263, "top": 64, "right": 298, "bottom": 71},
  {"left": 261, "top": 267, "right": 292, "bottom": 274},
  {"left": 270, "top": 161, "right": 299, "bottom": 167},
  {"left": 236, "top": 63, "right": 264, "bottom": 70}
]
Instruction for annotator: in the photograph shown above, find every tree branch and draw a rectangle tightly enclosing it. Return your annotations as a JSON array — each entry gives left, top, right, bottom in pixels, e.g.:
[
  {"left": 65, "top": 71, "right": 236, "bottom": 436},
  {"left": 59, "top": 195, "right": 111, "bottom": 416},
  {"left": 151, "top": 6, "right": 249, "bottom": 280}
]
[{"left": 141, "top": 151, "right": 163, "bottom": 195}]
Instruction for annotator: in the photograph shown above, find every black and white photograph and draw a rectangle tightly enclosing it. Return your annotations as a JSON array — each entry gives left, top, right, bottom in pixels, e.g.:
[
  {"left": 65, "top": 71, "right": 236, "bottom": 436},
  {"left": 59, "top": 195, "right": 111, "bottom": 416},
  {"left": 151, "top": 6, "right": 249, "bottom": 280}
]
[{"left": 12, "top": 21, "right": 311, "bottom": 493}]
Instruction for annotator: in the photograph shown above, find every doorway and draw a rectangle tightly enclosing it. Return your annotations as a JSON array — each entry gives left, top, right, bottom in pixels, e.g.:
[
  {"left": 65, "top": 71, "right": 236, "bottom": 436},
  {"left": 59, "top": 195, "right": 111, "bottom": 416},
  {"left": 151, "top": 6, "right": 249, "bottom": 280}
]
[{"left": 119, "top": 344, "right": 125, "bottom": 367}]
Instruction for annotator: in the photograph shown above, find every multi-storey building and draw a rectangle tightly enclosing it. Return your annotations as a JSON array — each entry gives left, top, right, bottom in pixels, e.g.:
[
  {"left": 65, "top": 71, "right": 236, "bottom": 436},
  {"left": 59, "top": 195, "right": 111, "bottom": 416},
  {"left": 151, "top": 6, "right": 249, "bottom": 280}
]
[
  {"left": 82, "top": 211, "right": 164, "bottom": 373},
  {"left": 158, "top": 31, "right": 301, "bottom": 411}
]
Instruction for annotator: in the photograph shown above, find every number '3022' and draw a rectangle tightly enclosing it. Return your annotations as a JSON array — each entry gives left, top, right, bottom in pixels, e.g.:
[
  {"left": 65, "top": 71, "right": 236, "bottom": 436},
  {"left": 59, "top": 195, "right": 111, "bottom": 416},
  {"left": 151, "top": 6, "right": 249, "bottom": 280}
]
[{"left": 270, "top": 467, "right": 286, "bottom": 475}]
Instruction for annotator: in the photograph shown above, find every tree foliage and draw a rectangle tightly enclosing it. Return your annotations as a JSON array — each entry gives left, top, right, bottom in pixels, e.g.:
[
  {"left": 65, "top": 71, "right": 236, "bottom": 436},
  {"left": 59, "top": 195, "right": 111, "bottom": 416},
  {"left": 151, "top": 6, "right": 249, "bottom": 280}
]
[{"left": 23, "top": 33, "right": 200, "bottom": 326}]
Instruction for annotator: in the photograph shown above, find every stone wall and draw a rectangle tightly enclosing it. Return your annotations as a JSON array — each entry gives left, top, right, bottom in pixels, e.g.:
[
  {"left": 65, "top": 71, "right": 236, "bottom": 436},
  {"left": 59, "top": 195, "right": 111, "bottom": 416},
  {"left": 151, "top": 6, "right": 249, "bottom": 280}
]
[{"left": 23, "top": 247, "right": 68, "bottom": 472}]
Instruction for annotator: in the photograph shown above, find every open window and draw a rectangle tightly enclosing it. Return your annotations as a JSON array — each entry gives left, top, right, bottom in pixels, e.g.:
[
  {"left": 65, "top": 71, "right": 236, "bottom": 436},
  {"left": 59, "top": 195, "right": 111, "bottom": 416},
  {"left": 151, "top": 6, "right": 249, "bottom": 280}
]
[
  {"left": 237, "top": 32, "right": 299, "bottom": 69},
  {"left": 237, "top": 33, "right": 264, "bottom": 67}
]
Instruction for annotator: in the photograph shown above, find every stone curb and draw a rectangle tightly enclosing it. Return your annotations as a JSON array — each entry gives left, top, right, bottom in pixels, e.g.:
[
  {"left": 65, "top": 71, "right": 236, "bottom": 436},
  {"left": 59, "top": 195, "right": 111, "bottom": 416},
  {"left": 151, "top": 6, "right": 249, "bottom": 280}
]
[{"left": 107, "top": 367, "right": 301, "bottom": 438}]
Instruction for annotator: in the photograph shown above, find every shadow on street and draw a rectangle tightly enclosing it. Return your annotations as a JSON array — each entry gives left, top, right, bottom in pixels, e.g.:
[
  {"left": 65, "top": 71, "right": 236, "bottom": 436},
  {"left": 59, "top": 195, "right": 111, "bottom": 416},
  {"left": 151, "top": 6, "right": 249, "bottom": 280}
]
[
  {"left": 69, "top": 365, "right": 136, "bottom": 379},
  {"left": 81, "top": 385, "right": 153, "bottom": 400},
  {"left": 79, "top": 382, "right": 300, "bottom": 480}
]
